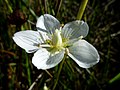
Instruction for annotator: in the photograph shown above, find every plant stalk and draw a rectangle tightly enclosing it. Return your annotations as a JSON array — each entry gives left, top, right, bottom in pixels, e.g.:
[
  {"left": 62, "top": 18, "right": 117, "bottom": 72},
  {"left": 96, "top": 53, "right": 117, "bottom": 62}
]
[
  {"left": 52, "top": 55, "right": 66, "bottom": 90},
  {"left": 77, "top": 0, "right": 88, "bottom": 20}
]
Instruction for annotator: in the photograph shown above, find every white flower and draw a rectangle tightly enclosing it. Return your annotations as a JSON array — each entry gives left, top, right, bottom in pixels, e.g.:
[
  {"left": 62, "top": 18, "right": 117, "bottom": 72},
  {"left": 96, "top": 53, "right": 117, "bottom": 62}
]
[{"left": 13, "top": 14, "right": 100, "bottom": 70}]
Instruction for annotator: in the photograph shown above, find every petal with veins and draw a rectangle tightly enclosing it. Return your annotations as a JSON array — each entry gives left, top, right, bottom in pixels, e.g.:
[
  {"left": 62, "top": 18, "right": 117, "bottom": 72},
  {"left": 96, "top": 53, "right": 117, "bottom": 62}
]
[
  {"left": 36, "top": 16, "right": 48, "bottom": 32},
  {"left": 36, "top": 14, "right": 60, "bottom": 34},
  {"left": 32, "top": 48, "right": 50, "bottom": 69},
  {"left": 68, "top": 40, "right": 100, "bottom": 68},
  {"left": 62, "top": 20, "right": 89, "bottom": 39},
  {"left": 32, "top": 49, "right": 65, "bottom": 70},
  {"left": 13, "top": 30, "right": 42, "bottom": 53}
]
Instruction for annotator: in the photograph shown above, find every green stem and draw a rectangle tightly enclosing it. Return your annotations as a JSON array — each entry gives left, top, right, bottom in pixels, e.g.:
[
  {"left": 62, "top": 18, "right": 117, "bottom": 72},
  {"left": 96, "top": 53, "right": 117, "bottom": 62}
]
[
  {"left": 77, "top": 0, "right": 88, "bottom": 20},
  {"left": 52, "top": 55, "right": 66, "bottom": 90},
  {"left": 25, "top": 52, "right": 31, "bottom": 86},
  {"left": 66, "top": 59, "right": 74, "bottom": 73},
  {"left": 109, "top": 73, "right": 120, "bottom": 84}
]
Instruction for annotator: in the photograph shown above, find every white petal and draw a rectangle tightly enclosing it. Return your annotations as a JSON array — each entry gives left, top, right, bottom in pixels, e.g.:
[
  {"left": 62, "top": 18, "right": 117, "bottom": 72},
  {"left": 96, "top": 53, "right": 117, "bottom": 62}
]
[
  {"left": 62, "top": 20, "right": 89, "bottom": 39},
  {"left": 68, "top": 40, "right": 100, "bottom": 68},
  {"left": 32, "top": 48, "right": 50, "bottom": 69},
  {"left": 44, "top": 50, "right": 65, "bottom": 69},
  {"left": 32, "top": 49, "right": 65, "bottom": 70},
  {"left": 36, "top": 15, "right": 47, "bottom": 31},
  {"left": 13, "top": 30, "right": 41, "bottom": 53},
  {"left": 36, "top": 14, "right": 60, "bottom": 34}
]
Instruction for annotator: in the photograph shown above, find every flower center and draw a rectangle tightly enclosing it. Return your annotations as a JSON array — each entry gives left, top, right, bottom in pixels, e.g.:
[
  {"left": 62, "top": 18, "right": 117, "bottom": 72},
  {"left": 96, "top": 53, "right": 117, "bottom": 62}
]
[{"left": 52, "top": 29, "right": 63, "bottom": 49}]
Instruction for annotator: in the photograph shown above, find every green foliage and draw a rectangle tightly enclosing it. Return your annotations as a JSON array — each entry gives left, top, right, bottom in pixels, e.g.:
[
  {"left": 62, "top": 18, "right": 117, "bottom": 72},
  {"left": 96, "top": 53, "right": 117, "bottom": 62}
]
[{"left": 0, "top": 0, "right": 120, "bottom": 90}]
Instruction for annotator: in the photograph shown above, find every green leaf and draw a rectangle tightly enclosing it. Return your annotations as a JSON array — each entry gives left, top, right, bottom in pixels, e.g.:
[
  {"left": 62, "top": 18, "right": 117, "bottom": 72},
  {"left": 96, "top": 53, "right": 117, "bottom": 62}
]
[{"left": 109, "top": 73, "right": 120, "bottom": 84}]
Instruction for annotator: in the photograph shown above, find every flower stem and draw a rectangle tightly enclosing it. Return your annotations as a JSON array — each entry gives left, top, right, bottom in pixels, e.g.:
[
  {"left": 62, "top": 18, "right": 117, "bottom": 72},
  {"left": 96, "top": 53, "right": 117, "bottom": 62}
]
[
  {"left": 25, "top": 52, "right": 31, "bottom": 86},
  {"left": 52, "top": 55, "right": 66, "bottom": 90},
  {"left": 77, "top": 0, "right": 88, "bottom": 20}
]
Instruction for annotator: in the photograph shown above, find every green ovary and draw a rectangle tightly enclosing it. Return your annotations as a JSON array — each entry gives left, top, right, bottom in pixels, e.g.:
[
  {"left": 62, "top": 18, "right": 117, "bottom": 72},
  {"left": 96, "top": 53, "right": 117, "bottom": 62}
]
[{"left": 52, "top": 29, "right": 63, "bottom": 49}]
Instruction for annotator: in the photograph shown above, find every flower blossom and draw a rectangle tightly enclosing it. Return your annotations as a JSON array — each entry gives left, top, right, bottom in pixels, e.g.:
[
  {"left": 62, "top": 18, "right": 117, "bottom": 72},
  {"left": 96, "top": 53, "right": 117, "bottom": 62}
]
[{"left": 13, "top": 14, "right": 100, "bottom": 69}]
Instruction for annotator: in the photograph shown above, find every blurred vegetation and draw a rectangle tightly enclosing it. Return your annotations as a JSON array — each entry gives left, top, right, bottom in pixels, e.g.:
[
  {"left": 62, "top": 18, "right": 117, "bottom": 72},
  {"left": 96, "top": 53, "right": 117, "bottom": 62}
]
[{"left": 0, "top": 0, "right": 120, "bottom": 90}]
